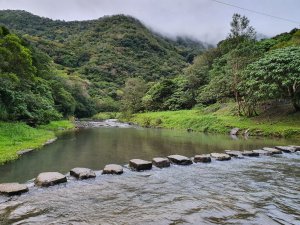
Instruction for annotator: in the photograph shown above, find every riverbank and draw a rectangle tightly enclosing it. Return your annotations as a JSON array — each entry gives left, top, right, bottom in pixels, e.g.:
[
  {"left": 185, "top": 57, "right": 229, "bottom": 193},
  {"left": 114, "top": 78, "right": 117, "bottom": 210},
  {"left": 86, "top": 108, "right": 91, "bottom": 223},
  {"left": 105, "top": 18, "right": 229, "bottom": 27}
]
[
  {"left": 125, "top": 105, "right": 300, "bottom": 138},
  {"left": 0, "top": 120, "right": 75, "bottom": 165}
]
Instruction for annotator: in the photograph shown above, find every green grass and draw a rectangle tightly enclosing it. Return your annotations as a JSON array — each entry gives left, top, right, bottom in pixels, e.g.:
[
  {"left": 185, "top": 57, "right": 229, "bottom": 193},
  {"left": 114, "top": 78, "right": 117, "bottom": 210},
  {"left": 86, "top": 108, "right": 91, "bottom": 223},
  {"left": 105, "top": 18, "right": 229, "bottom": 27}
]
[
  {"left": 126, "top": 105, "right": 300, "bottom": 138},
  {"left": 0, "top": 120, "right": 74, "bottom": 165},
  {"left": 92, "top": 112, "right": 121, "bottom": 121}
]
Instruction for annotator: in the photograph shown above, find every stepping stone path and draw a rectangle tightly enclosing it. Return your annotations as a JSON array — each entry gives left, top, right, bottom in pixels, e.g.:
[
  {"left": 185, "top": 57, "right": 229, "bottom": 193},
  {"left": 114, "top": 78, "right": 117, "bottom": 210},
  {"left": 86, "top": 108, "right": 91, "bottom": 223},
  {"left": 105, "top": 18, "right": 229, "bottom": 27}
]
[
  {"left": 263, "top": 147, "right": 282, "bottom": 154},
  {"left": 129, "top": 159, "right": 152, "bottom": 171},
  {"left": 0, "top": 183, "right": 28, "bottom": 196},
  {"left": 167, "top": 155, "right": 193, "bottom": 165},
  {"left": 70, "top": 168, "right": 96, "bottom": 179},
  {"left": 242, "top": 151, "right": 259, "bottom": 157},
  {"left": 275, "top": 146, "right": 296, "bottom": 153},
  {"left": 225, "top": 150, "right": 243, "bottom": 158},
  {"left": 194, "top": 154, "right": 211, "bottom": 163},
  {"left": 102, "top": 164, "right": 123, "bottom": 175},
  {"left": 252, "top": 149, "right": 273, "bottom": 156},
  {"left": 211, "top": 153, "right": 231, "bottom": 161},
  {"left": 152, "top": 157, "right": 170, "bottom": 168},
  {"left": 35, "top": 172, "right": 67, "bottom": 187}
]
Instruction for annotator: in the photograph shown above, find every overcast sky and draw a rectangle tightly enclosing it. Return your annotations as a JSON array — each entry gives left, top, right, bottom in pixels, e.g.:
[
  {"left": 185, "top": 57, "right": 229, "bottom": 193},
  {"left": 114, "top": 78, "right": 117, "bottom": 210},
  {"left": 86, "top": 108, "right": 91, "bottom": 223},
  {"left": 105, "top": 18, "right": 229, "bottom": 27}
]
[{"left": 0, "top": 0, "right": 299, "bottom": 44}]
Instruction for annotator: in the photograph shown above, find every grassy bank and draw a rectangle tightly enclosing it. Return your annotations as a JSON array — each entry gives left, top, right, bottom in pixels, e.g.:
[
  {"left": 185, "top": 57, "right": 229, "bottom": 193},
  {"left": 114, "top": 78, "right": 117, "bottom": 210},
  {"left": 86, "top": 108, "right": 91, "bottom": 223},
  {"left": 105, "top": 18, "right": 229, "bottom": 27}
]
[
  {"left": 125, "top": 104, "right": 300, "bottom": 138},
  {"left": 0, "top": 120, "right": 75, "bottom": 165}
]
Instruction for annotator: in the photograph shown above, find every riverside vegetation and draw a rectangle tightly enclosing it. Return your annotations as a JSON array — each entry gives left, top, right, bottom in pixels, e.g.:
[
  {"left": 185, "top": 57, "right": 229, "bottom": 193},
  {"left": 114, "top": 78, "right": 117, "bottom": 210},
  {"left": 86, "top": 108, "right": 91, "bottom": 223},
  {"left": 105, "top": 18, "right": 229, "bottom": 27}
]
[{"left": 0, "top": 11, "right": 299, "bottom": 163}]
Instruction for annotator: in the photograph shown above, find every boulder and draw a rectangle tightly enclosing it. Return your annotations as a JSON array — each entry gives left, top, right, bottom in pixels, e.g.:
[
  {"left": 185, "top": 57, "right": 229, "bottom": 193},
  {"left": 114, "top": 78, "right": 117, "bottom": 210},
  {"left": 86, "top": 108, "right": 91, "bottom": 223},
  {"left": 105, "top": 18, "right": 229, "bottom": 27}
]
[
  {"left": 35, "top": 172, "right": 67, "bottom": 187},
  {"left": 152, "top": 157, "right": 170, "bottom": 168},
  {"left": 224, "top": 150, "right": 243, "bottom": 158},
  {"left": 167, "top": 155, "right": 192, "bottom": 165},
  {"left": 193, "top": 154, "right": 211, "bottom": 163},
  {"left": 102, "top": 164, "right": 123, "bottom": 175},
  {"left": 129, "top": 159, "right": 152, "bottom": 171},
  {"left": 230, "top": 128, "right": 239, "bottom": 135},
  {"left": 242, "top": 151, "right": 259, "bottom": 157},
  {"left": 210, "top": 153, "right": 231, "bottom": 161},
  {"left": 70, "top": 168, "right": 96, "bottom": 179},
  {"left": 252, "top": 149, "right": 273, "bottom": 156},
  {"left": 263, "top": 147, "right": 282, "bottom": 154},
  {"left": 275, "top": 146, "right": 295, "bottom": 153},
  {"left": 0, "top": 183, "right": 28, "bottom": 196},
  {"left": 289, "top": 145, "right": 300, "bottom": 151}
]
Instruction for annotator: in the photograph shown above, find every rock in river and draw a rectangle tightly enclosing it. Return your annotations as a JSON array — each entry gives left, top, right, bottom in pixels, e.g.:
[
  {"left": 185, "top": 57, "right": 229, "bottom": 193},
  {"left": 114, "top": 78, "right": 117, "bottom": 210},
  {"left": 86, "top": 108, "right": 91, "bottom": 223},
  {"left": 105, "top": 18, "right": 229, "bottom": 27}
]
[
  {"left": 263, "top": 147, "right": 282, "bottom": 154},
  {"left": 102, "top": 164, "right": 123, "bottom": 175},
  {"left": 35, "top": 172, "right": 67, "bottom": 187},
  {"left": 152, "top": 157, "right": 170, "bottom": 168},
  {"left": 0, "top": 183, "right": 28, "bottom": 196},
  {"left": 275, "top": 146, "right": 295, "bottom": 153},
  {"left": 70, "top": 168, "right": 96, "bottom": 179},
  {"left": 129, "top": 159, "right": 152, "bottom": 171},
  {"left": 242, "top": 151, "right": 259, "bottom": 157},
  {"left": 252, "top": 149, "right": 273, "bottom": 156},
  {"left": 167, "top": 155, "right": 192, "bottom": 165},
  {"left": 210, "top": 153, "right": 231, "bottom": 161},
  {"left": 193, "top": 154, "right": 211, "bottom": 163},
  {"left": 230, "top": 128, "right": 239, "bottom": 135},
  {"left": 225, "top": 150, "right": 243, "bottom": 158}
]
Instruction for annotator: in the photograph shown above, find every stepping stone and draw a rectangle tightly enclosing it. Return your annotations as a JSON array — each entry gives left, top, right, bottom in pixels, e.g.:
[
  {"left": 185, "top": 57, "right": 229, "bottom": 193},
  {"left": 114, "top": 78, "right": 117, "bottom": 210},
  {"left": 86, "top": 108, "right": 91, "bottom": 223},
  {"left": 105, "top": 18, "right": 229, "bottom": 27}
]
[
  {"left": 0, "top": 183, "right": 28, "bottom": 196},
  {"left": 70, "top": 168, "right": 96, "bottom": 179},
  {"left": 194, "top": 154, "right": 211, "bottom": 163},
  {"left": 230, "top": 128, "right": 239, "bottom": 135},
  {"left": 210, "top": 153, "right": 231, "bottom": 161},
  {"left": 242, "top": 151, "right": 259, "bottom": 157},
  {"left": 263, "top": 147, "right": 282, "bottom": 154},
  {"left": 252, "top": 149, "right": 273, "bottom": 156},
  {"left": 102, "top": 164, "right": 123, "bottom": 175},
  {"left": 225, "top": 150, "right": 243, "bottom": 158},
  {"left": 35, "top": 172, "right": 67, "bottom": 187},
  {"left": 129, "top": 159, "right": 152, "bottom": 171},
  {"left": 167, "top": 155, "right": 193, "bottom": 165},
  {"left": 289, "top": 145, "right": 300, "bottom": 151},
  {"left": 152, "top": 157, "right": 170, "bottom": 168},
  {"left": 275, "top": 146, "right": 295, "bottom": 153}
]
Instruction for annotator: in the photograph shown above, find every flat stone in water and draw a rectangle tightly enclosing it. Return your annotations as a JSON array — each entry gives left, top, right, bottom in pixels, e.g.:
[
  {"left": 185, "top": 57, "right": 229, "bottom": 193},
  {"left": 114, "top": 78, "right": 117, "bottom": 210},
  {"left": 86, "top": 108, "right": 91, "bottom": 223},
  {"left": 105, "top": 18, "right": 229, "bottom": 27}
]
[
  {"left": 225, "top": 150, "right": 243, "bottom": 158},
  {"left": 242, "top": 151, "right": 259, "bottom": 157},
  {"left": 194, "top": 154, "right": 211, "bottom": 163},
  {"left": 252, "top": 149, "right": 273, "bottom": 156},
  {"left": 167, "top": 155, "right": 192, "bottom": 165},
  {"left": 129, "top": 159, "right": 152, "bottom": 171},
  {"left": 263, "top": 147, "right": 282, "bottom": 154},
  {"left": 210, "top": 153, "right": 231, "bottom": 161},
  {"left": 17, "top": 149, "right": 34, "bottom": 155},
  {"left": 102, "top": 164, "right": 123, "bottom": 175},
  {"left": 275, "top": 146, "right": 295, "bottom": 153},
  {"left": 152, "top": 157, "right": 170, "bottom": 168},
  {"left": 70, "top": 168, "right": 96, "bottom": 179},
  {"left": 289, "top": 145, "right": 300, "bottom": 151},
  {"left": 35, "top": 172, "right": 67, "bottom": 187},
  {"left": 0, "top": 183, "right": 28, "bottom": 196}
]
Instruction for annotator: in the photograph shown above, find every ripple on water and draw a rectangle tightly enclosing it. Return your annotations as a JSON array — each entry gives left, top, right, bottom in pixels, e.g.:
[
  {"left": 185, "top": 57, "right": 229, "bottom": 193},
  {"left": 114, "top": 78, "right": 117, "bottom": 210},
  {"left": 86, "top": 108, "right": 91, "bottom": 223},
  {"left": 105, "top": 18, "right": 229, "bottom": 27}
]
[{"left": 0, "top": 153, "right": 299, "bottom": 225}]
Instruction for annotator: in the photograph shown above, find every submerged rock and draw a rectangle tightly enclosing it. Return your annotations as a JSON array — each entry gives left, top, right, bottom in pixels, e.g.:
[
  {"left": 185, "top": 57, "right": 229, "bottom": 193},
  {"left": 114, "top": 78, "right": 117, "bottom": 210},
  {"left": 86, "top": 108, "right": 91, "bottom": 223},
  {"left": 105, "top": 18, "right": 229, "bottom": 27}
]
[
  {"left": 35, "top": 172, "right": 67, "bottom": 187},
  {"left": 102, "top": 164, "right": 123, "bottom": 175},
  {"left": 210, "top": 153, "right": 231, "bottom": 161},
  {"left": 152, "top": 157, "right": 170, "bottom": 168},
  {"left": 263, "top": 147, "right": 282, "bottom": 154},
  {"left": 242, "top": 151, "right": 259, "bottom": 157},
  {"left": 70, "top": 168, "right": 96, "bottom": 179},
  {"left": 193, "top": 154, "right": 211, "bottom": 163},
  {"left": 0, "top": 183, "right": 28, "bottom": 196},
  {"left": 252, "top": 149, "right": 273, "bottom": 156},
  {"left": 167, "top": 155, "right": 192, "bottom": 165},
  {"left": 129, "top": 159, "right": 152, "bottom": 171},
  {"left": 225, "top": 150, "right": 243, "bottom": 158},
  {"left": 275, "top": 146, "right": 295, "bottom": 153}
]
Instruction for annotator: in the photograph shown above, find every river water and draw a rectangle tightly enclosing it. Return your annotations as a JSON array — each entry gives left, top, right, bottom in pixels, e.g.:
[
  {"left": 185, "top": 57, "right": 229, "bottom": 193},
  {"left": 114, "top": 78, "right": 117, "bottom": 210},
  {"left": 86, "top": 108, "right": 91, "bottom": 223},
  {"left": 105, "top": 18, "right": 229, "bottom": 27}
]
[{"left": 0, "top": 126, "right": 300, "bottom": 224}]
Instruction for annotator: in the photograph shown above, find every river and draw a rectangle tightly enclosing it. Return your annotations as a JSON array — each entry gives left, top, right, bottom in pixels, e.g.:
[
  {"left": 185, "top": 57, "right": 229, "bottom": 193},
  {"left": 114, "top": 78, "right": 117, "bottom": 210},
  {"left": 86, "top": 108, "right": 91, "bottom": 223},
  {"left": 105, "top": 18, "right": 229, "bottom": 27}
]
[{"left": 0, "top": 125, "right": 299, "bottom": 224}]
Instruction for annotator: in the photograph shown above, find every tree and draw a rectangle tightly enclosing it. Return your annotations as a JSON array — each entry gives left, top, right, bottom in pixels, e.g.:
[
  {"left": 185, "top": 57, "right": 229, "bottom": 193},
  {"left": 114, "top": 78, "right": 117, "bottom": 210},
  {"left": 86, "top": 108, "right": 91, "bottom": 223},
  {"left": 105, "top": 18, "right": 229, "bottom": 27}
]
[
  {"left": 229, "top": 13, "right": 256, "bottom": 41},
  {"left": 121, "top": 78, "right": 147, "bottom": 113},
  {"left": 241, "top": 46, "right": 300, "bottom": 112}
]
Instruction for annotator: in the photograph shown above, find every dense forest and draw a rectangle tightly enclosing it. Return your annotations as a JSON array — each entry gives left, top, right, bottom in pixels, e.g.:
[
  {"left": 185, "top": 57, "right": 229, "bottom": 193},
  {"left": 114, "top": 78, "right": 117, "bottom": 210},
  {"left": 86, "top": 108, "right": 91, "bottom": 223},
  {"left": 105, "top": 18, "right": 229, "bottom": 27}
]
[{"left": 0, "top": 10, "right": 299, "bottom": 125}]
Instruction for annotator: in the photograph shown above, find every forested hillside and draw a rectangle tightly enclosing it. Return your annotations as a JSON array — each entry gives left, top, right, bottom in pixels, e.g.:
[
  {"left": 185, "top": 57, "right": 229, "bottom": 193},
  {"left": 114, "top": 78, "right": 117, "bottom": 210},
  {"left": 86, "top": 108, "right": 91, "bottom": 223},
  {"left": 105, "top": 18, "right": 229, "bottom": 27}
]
[{"left": 0, "top": 11, "right": 299, "bottom": 126}]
